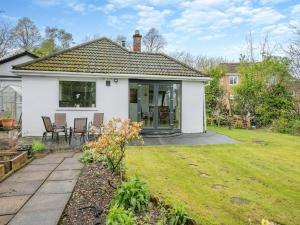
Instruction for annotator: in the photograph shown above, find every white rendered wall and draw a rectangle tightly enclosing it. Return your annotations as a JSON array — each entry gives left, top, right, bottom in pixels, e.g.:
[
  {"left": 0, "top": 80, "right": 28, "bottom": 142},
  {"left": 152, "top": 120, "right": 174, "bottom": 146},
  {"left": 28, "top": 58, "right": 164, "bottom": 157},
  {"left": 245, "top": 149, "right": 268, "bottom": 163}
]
[
  {"left": 22, "top": 76, "right": 129, "bottom": 136},
  {"left": 182, "top": 81, "right": 204, "bottom": 133}
]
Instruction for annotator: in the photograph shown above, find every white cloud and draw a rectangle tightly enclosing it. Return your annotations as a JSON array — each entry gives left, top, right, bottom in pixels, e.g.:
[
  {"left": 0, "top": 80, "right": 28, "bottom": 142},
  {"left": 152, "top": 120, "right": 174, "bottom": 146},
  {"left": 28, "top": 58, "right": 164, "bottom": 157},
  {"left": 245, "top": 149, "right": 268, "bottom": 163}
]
[
  {"left": 33, "top": 0, "right": 103, "bottom": 13},
  {"left": 135, "top": 5, "right": 172, "bottom": 30},
  {"left": 249, "top": 7, "right": 285, "bottom": 25},
  {"left": 199, "top": 34, "right": 225, "bottom": 40},
  {"left": 292, "top": 4, "right": 300, "bottom": 15}
]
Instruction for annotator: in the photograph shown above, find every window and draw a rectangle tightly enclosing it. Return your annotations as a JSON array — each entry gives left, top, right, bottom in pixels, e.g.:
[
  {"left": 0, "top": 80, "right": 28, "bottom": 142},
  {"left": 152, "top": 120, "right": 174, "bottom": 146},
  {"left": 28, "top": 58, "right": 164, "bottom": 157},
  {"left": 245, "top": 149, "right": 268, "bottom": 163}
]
[
  {"left": 229, "top": 76, "right": 238, "bottom": 85},
  {"left": 59, "top": 81, "right": 96, "bottom": 108}
]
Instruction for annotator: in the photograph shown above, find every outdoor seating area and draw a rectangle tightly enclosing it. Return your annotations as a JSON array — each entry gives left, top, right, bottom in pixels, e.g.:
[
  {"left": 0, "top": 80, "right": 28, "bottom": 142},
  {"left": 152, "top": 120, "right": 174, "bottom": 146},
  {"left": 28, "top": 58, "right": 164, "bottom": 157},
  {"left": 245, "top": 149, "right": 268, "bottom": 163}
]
[{"left": 41, "top": 113, "right": 104, "bottom": 144}]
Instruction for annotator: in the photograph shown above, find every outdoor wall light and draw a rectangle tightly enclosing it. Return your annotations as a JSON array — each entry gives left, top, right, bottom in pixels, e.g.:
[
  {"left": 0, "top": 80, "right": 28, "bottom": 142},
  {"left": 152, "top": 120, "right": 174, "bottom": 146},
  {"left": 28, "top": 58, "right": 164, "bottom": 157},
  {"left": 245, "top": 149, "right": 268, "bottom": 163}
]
[{"left": 114, "top": 78, "right": 118, "bottom": 83}]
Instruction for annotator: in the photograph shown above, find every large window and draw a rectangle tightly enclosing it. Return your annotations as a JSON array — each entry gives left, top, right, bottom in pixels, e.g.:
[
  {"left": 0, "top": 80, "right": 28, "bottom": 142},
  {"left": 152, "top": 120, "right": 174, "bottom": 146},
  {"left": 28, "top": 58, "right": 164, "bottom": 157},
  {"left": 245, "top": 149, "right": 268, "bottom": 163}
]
[
  {"left": 229, "top": 76, "right": 238, "bottom": 85},
  {"left": 59, "top": 81, "right": 96, "bottom": 108}
]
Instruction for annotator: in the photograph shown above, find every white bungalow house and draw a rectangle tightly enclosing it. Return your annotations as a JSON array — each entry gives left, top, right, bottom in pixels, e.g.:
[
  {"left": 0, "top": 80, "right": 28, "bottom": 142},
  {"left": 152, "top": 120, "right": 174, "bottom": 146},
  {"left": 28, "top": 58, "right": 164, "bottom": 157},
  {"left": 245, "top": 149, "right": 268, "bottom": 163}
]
[{"left": 12, "top": 31, "right": 210, "bottom": 136}]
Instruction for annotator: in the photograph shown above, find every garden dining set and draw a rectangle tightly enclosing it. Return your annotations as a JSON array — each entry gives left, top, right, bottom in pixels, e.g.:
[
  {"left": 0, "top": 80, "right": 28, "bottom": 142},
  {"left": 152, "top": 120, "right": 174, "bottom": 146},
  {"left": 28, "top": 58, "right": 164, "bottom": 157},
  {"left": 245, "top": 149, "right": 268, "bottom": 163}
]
[{"left": 41, "top": 113, "right": 104, "bottom": 144}]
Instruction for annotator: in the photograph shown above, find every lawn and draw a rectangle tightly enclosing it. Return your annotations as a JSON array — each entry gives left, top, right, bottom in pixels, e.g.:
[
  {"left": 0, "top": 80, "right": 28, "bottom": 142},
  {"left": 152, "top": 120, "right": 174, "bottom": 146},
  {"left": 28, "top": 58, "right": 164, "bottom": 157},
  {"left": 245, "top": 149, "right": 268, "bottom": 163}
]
[{"left": 126, "top": 127, "right": 300, "bottom": 225}]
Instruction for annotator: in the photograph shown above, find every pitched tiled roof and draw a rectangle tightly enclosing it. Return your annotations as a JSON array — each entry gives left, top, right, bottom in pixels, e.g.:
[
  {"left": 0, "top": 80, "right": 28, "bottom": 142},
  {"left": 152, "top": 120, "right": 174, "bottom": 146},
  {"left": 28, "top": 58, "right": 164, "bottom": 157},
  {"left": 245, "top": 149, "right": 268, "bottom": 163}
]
[
  {"left": 219, "top": 63, "right": 241, "bottom": 74},
  {"left": 13, "top": 38, "right": 205, "bottom": 77}
]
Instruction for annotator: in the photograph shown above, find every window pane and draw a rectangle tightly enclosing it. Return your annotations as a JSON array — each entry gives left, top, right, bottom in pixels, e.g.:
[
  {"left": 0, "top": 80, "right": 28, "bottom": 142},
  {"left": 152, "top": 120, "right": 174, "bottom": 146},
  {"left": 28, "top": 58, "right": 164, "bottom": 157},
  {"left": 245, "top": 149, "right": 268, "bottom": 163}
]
[{"left": 59, "top": 81, "right": 96, "bottom": 108}]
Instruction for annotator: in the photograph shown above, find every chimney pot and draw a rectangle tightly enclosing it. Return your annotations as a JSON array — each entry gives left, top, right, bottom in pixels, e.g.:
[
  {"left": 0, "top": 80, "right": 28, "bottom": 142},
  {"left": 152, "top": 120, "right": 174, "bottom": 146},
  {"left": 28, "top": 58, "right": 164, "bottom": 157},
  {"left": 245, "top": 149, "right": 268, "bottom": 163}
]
[
  {"left": 133, "top": 30, "right": 142, "bottom": 52},
  {"left": 121, "top": 40, "right": 126, "bottom": 47}
]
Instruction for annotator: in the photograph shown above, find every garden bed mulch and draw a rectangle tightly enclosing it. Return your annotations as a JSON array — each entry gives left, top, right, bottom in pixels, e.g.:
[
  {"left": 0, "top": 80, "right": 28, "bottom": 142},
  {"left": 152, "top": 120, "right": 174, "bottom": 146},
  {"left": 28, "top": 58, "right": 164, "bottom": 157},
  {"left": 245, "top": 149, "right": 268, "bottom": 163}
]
[{"left": 59, "top": 163, "right": 167, "bottom": 225}]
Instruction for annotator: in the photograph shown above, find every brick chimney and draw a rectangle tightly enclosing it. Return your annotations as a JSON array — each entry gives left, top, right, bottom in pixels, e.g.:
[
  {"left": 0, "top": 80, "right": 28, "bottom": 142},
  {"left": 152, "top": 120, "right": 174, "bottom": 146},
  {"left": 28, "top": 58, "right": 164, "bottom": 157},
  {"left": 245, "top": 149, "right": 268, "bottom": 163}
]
[{"left": 133, "top": 30, "right": 142, "bottom": 52}]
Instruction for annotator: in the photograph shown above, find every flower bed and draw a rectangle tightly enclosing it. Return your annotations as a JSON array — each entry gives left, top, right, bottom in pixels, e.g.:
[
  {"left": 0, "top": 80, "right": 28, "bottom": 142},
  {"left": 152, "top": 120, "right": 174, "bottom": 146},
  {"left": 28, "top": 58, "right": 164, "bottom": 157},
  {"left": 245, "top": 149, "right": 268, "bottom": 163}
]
[{"left": 0, "top": 151, "right": 28, "bottom": 173}]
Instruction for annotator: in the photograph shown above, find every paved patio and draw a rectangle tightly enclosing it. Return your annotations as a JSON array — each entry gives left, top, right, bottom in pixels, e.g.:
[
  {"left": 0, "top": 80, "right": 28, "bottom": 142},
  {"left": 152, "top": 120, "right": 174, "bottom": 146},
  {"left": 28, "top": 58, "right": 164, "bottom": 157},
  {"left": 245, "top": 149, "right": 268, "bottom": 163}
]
[
  {"left": 141, "top": 131, "right": 238, "bottom": 146},
  {"left": 0, "top": 152, "right": 83, "bottom": 225}
]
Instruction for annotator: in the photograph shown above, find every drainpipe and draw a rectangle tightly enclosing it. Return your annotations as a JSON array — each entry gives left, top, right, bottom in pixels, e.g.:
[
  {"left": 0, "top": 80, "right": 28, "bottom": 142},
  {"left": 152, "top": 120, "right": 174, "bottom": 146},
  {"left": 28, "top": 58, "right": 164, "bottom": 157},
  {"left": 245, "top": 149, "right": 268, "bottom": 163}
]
[{"left": 203, "top": 82, "right": 210, "bottom": 133}]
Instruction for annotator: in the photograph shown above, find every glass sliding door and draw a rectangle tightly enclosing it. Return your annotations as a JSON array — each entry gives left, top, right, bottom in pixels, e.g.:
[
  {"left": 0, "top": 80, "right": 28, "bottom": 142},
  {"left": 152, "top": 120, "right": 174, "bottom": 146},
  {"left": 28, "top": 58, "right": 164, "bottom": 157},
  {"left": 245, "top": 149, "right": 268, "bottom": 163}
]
[{"left": 129, "top": 80, "right": 181, "bottom": 133}]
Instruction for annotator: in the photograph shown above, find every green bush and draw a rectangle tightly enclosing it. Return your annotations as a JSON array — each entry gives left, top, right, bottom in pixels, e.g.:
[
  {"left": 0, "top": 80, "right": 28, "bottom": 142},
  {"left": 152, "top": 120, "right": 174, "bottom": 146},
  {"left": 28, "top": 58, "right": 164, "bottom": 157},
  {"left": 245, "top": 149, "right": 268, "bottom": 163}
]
[
  {"left": 112, "top": 176, "right": 150, "bottom": 212},
  {"left": 79, "top": 150, "right": 94, "bottom": 164},
  {"left": 106, "top": 205, "right": 135, "bottom": 225},
  {"left": 168, "top": 205, "right": 188, "bottom": 225},
  {"left": 32, "top": 140, "right": 47, "bottom": 152},
  {"left": 291, "top": 119, "right": 300, "bottom": 135},
  {"left": 272, "top": 118, "right": 300, "bottom": 135}
]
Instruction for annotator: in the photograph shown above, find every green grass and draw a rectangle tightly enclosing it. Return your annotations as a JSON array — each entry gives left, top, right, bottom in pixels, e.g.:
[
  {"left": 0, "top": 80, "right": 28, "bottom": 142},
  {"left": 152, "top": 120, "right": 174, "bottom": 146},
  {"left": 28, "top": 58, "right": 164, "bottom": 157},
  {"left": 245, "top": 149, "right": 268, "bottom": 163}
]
[{"left": 126, "top": 127, "right": 300, "bottom": 225}]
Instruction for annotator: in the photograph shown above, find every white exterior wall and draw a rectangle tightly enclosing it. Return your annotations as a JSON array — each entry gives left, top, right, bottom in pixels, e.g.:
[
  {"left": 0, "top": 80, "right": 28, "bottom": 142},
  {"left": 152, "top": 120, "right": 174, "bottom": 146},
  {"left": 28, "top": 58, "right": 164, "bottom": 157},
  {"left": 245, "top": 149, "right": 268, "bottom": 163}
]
[
  {"left": 182, "top": 81, "right": 204, "bottom": 133},
  {"left": 22, "top": 76, "right": 129, "bottom": 136}
]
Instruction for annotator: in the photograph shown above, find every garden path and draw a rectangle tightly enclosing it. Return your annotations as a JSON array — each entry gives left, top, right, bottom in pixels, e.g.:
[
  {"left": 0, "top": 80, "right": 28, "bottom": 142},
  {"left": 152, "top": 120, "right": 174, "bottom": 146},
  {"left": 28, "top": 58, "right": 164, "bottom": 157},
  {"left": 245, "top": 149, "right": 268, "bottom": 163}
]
[{"left": 0, "top": 152, "right": 83, "bottom": 225}]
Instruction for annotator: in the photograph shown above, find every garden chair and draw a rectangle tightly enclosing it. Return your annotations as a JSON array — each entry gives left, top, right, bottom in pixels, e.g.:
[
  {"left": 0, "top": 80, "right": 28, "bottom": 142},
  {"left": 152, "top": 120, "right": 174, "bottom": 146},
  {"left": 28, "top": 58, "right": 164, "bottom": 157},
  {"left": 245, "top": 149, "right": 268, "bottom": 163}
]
[
  {"left": 41, "top": 116, "right": 67, "bottom": 143},
  {"left": 54, "top": 113, "right": 67, "bottom": 130},
  {"left": 69, "top": 118, "right": 88, "bottom": 144},
  {"left": 88, "top": 113, "right": 104, "bottom": 139}
]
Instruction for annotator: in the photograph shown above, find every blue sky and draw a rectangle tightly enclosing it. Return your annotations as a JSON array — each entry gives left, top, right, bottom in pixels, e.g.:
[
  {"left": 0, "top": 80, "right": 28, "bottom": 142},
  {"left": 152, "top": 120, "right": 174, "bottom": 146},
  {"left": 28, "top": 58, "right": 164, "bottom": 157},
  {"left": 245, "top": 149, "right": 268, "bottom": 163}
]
[{"left": 1, "top": 0, "right": 299, "bottom": 60}]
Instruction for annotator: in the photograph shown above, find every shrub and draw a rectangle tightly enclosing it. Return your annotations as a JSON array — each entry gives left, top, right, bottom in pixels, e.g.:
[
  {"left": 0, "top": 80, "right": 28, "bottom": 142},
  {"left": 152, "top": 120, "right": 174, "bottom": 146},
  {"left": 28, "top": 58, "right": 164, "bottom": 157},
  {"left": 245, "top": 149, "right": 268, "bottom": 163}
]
[
  {"left": 86, "top": 117, "right": 143, "bottom": 175},
  {"left": 32, "top": 140, "right": 47, "bottom": 152},
  {"left": 271, "top": 117, "right": 290, "bottom": 133},
  {"left": 272, "top": 117, "right": 300, "bottom": 135},
  {"left": 112, "top": 176, "right": 150, "bottom": 212},
  {"left": 291, "top": 119, "right": 300, "bottom": 135},
  {"left": 79, "top": 150, "right": 94, "bottom": 164},
  {"left": 168, "top": 205, "right": 188, "bottom": 225},
  {"left": 106, "top": 205, "right": 135, "bottom": 225}
]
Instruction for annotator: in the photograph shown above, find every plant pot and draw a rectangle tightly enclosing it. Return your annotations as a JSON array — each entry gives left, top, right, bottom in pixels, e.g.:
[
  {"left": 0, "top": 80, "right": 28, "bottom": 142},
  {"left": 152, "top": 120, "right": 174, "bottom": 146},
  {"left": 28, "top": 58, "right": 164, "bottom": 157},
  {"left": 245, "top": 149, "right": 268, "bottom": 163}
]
[{"left": 2, "top": 119, "right": 14, "bottom": 128}]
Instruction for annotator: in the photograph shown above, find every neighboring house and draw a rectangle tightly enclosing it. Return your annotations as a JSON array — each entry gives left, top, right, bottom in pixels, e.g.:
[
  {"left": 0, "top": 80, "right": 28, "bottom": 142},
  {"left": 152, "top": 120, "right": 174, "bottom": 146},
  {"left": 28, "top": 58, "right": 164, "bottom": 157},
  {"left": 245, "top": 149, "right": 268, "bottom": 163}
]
[
  {"left": 219, "top": 63, "right": 241, "bottom": 110},
  {"left": 0, "top": 51, "right": 38, "bottom": 120},
  {"left": 13, "top": 31, "right": 210, "bottom": 136}
]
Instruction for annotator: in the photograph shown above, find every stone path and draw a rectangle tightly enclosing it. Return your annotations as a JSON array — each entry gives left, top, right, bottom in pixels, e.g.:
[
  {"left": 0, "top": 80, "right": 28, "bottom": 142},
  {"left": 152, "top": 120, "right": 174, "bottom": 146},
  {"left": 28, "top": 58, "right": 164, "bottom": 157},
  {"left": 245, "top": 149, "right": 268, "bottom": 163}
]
[{"left": 0, "top": 152, "right": 83, "bottom": 225}]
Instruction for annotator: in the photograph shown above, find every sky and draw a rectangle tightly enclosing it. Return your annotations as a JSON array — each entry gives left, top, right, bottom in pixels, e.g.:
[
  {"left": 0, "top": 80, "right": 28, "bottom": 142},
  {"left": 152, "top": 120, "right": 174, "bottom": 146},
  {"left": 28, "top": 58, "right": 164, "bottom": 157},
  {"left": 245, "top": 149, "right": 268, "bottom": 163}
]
[{"left": 1, "top": 0, "right": 300, "bottom": 61}]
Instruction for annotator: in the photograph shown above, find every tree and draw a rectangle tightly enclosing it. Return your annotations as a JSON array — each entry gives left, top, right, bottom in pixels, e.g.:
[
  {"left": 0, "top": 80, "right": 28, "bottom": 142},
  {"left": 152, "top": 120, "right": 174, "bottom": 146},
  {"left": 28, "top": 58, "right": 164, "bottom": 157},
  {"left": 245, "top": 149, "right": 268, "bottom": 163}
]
[
  {"left": 233, "top": 57, "right": 295, "bottom": 127},
  {"left": 34, "top": 27, "right": 73, "bottom": 56},
  {"left": 142, "top": 28, "right": 166, "bottom": 53},
  {"left": 0, "top": 22, "right": 13, "bottom": 57},
  {"left": 12, "top": 17, "right": 41, "bottom": 50},
  {"left": 287, "top": 26, "right": 300, "bottom": 78},
  {"left": 172, "top": 51, "right": 228, "bottom": 72},
  {"left": 205, "top": 66, "right": 226, "bottom": 117}
]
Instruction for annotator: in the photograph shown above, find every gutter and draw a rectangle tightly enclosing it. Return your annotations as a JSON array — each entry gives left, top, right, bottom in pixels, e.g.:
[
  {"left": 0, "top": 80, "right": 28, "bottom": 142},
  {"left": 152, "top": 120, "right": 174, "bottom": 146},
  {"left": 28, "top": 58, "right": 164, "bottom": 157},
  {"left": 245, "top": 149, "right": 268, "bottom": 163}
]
[{"left": 12, "top": 70, "right": 212, "bottom": 82}]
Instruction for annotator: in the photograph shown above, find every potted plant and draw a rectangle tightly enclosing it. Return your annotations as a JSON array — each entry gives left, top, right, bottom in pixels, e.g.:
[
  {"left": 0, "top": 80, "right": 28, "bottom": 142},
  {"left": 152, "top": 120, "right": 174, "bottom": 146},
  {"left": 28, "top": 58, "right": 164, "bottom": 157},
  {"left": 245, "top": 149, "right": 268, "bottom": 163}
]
[
  {"left": 32, "top": 140, "right": 48, "bottom": 158},
  {"left": 1, "top": 111, "right": 16, "bottom": 129}
]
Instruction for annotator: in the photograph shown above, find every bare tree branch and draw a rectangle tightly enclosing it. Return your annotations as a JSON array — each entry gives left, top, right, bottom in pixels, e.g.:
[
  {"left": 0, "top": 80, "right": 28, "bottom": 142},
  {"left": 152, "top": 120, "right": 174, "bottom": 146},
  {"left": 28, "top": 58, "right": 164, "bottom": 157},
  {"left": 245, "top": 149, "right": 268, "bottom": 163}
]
[
  {"left": 0, "top": 22, "right": 13, "bottom": 58},
  {"left": 142, "top": 28, "right": 166, "bottom": 53}
]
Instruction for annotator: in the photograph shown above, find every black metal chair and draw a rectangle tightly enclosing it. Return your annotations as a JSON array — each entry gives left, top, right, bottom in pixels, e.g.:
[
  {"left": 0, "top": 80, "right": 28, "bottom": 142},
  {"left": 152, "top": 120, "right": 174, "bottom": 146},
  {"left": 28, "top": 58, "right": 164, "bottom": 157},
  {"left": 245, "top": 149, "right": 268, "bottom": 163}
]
[
  {"left": 69, "top": 118, "right": 88, "bottom": 144},
  {"left": 41, "top": 116, "right": 67, "bottom": 143}
]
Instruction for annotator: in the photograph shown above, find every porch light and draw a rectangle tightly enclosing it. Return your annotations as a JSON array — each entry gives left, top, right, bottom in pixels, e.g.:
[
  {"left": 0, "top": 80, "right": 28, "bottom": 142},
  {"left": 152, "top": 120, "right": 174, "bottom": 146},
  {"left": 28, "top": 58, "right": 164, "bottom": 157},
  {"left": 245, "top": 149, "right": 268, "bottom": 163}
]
[{"left": 114, "top": 78, "right": 118, "bottom": 83}]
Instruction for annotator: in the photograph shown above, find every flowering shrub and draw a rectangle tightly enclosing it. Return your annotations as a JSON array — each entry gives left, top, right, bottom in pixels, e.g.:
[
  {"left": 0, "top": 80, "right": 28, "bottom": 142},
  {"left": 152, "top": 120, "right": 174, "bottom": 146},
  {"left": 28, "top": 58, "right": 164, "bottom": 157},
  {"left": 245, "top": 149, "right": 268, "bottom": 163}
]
[{"left": 86, "top": 117, "right": 143, "bottom": 175}]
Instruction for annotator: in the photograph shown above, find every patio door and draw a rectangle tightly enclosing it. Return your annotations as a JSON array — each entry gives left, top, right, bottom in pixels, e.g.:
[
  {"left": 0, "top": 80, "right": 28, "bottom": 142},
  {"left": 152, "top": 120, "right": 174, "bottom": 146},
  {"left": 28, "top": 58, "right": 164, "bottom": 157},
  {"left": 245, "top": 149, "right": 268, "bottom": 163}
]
[{"left": 136, "top": 83, "right": 174, "bottom": 130}]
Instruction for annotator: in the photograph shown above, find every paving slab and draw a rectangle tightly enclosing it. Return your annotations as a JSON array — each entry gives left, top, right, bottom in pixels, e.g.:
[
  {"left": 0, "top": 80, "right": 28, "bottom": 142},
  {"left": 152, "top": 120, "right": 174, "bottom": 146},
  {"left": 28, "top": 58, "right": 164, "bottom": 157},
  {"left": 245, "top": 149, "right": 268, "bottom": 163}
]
[
  {"left": 139, "top": 131, "right": 238, "bottom": 146},
  {"left": 60, "top": 157, "right": 80, "bottom": 164},
  {"left": 8, "top": 209, "right": 63, "bottom": 225},
  {"left": 20, "top": 164, "right": 58, "bottom": 172},
  {"left": 46, "top": 152, "right": 74, "bottom": 158},
  {"left": 30, "top": 157, "right": 64, "bottom": 165},
  {"left": 0, "top": 195, "right": 30, "bottom": 215},
  {"left": 47, "top": 170, "right": 81, "bottom": 181},
  {"left": 0, "top": 215, "right": 14, "bottom": 225},
  {"left": 4, "top": 171, "right": 51, "bottom": 183},
  {"left": 18, "top": 193, "right": 71, "bottom": 213},
  {"left": 37, "top": 180, "right": 77, "bottom": 194},
  {"left": 56, "top": 162, "right": 84, "bottom": 171},
  {"left": 0, "top": 181, "right": 42, "bottom": 197}
]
